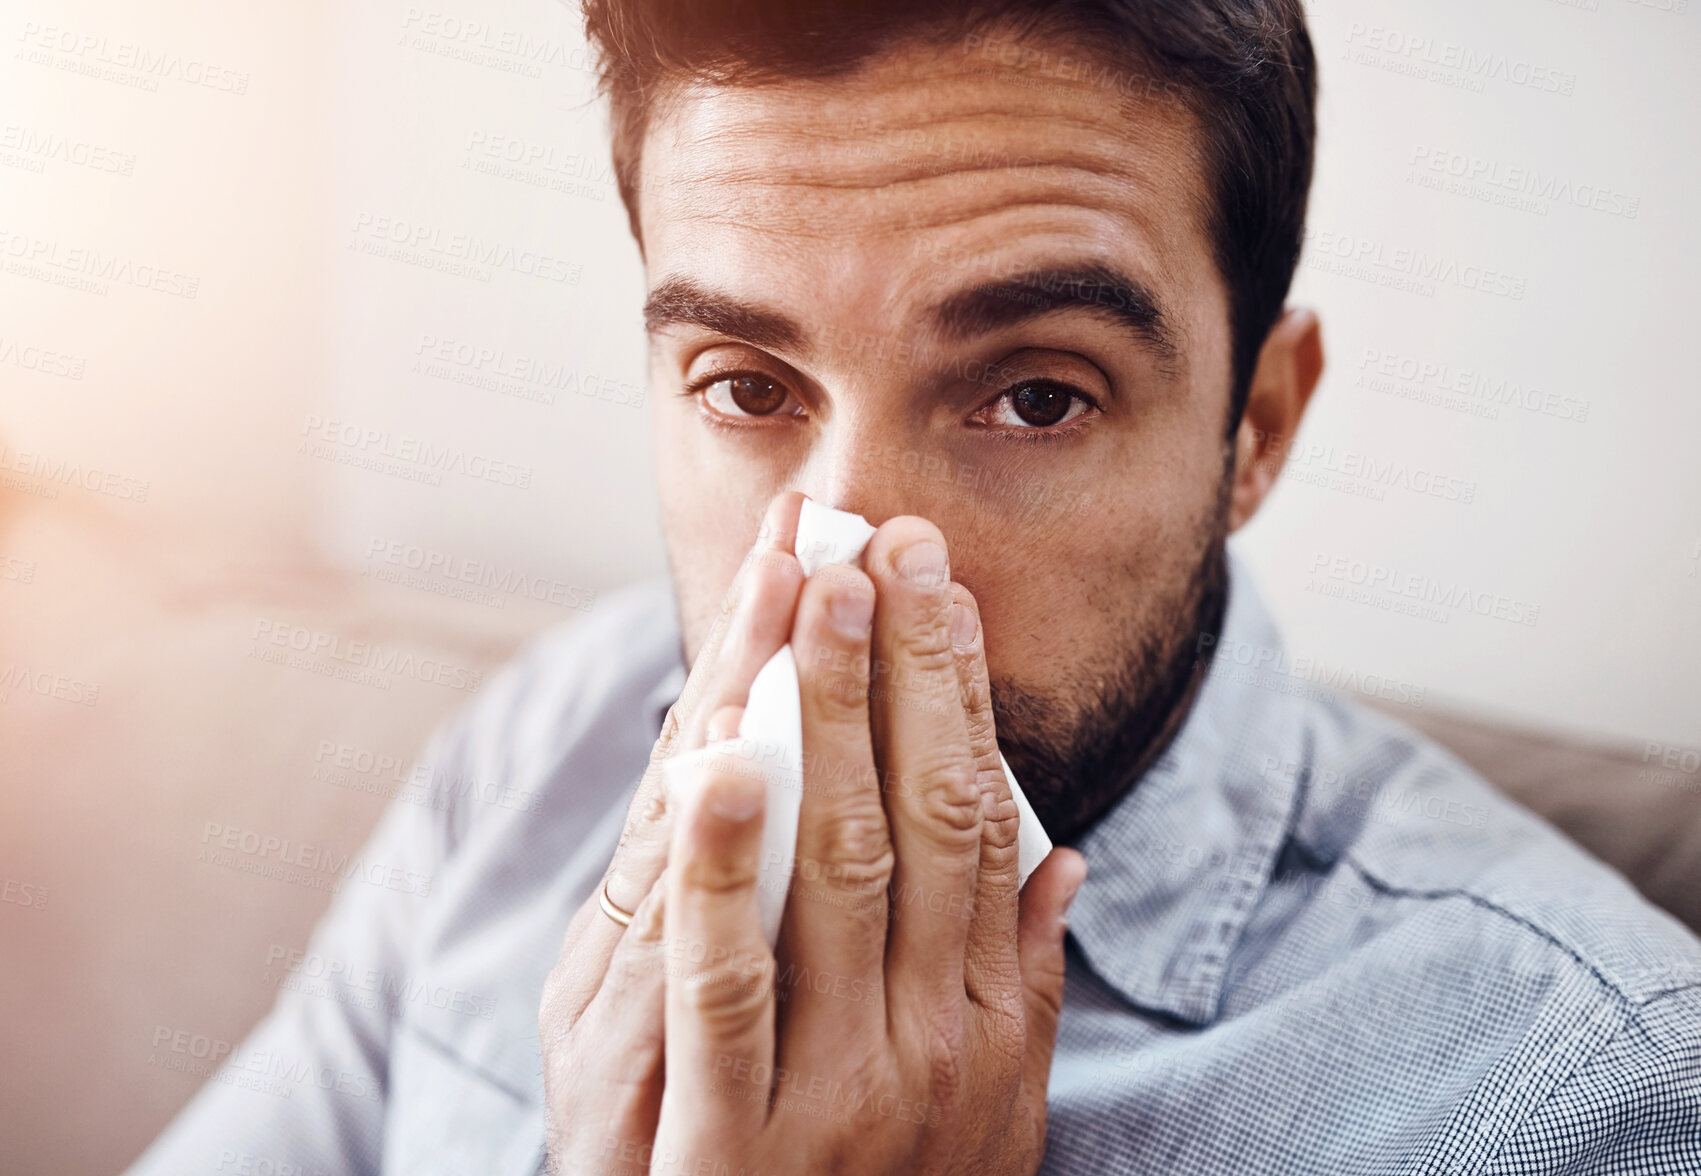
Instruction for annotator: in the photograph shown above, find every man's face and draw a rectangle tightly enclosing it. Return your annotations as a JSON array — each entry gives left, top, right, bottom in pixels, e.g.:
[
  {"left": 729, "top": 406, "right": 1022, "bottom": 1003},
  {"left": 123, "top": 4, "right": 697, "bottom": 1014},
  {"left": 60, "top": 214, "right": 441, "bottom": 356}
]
[{"left": 638, "top": 36, "right": 1238, "bottom": 836}]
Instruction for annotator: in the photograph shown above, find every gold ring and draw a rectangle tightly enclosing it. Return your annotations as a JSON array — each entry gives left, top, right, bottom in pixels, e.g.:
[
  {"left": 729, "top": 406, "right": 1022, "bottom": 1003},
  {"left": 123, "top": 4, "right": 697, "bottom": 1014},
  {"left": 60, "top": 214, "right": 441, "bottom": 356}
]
[{"left": 598, "top": 881, "right": 634, "bottom": 928}]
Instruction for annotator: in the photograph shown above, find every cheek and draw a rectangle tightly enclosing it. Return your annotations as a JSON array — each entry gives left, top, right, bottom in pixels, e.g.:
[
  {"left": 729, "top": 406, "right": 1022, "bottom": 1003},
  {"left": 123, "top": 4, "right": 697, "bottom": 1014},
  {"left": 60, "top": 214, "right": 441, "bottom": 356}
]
[
  {"left": 949, "top": 475, "right": 1215, "bottom": 681},
  {"left": 946, "top": 517, "right": 1107, "bottom": 674},
  {"left": 669, "top": 529, "right": 752, "bottom": 667},
  {"left": 653, "top": 410, "right": 782, "bottom": 663}
]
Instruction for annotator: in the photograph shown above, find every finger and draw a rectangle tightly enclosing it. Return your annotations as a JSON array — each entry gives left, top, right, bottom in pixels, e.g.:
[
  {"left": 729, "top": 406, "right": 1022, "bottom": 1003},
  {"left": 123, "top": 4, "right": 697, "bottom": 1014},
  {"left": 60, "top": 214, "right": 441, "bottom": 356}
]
[
  {"left": 1017, "top": 848, "right": 1086, "bottom": 1105},
  {"left": 678, "top": 492, "right": 807, "bottom": 750},
  {"left": 655, "top": 490, "right": 803, "bottom": 762},
  {"left": 947, "top": 585, "right": 1023, "bottom": 1013},
  {"left": 608, "top": 492, "right": 804, "bottom": 918},
  {"left": 552, "top": 494, "right": 802, "bottom": 1022},
  {"left": 664, "top": 761, "right": 776, "bottom": 1141},
  {"left": 865, "top": 518, "right": 984, "bottom": 1012},
  {"left": 776, "top": 564, "right": 890, "bottom": 1063},
  {"left": 543, "top": 876, "right": 670, "bottom": 1172},
  {"left": 679, "top": 491, "right": 806, "bottom": 729},
  {"left": 703, "top": 703, "right": 745, "bottom": 745}
]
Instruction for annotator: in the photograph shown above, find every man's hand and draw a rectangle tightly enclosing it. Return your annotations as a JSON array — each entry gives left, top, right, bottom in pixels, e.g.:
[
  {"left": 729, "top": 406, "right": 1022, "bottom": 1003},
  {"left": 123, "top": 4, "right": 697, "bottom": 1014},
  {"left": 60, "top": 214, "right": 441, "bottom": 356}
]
[
  {"left": 540, "top": 502, "right": 1085, "bottom": 1175},
  {"left": 538, "top": 492, "right": 808, "bottom": 1173},
  {"left": 646, "top": 515, "right": 1085, "bottom": 1176}
]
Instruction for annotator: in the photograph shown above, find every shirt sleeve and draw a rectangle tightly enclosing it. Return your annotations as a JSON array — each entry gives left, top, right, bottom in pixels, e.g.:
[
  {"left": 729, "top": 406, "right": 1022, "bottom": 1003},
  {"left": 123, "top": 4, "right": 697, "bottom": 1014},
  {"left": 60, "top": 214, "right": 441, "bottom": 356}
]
[
  {"left": 122, "top": 715, "right": 475, "bottom": 1176},
  {"left": 1485, "top": 985, "right": 1701, "bottom": 1175}
]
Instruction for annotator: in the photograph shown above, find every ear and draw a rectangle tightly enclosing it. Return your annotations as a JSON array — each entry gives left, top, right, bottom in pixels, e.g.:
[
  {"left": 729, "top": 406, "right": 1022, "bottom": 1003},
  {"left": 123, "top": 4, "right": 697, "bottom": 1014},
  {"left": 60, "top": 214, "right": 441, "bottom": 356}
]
[{"left": 1227, "top": 307, "right": 1325, "bottom": 533}]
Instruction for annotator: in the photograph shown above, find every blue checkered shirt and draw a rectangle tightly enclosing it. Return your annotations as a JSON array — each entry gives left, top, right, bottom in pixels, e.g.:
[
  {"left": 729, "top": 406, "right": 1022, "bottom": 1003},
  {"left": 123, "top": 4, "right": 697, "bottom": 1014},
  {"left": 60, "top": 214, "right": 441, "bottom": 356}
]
[{"left": 127, "top": 552, "right": 1701, "bottom": 1175}]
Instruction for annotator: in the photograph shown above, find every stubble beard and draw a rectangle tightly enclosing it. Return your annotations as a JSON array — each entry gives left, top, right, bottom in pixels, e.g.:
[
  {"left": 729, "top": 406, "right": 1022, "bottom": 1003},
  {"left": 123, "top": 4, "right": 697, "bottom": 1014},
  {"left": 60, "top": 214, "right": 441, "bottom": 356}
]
[{"left": 989, "top": 472, "right": 1234, "bottom": 844}]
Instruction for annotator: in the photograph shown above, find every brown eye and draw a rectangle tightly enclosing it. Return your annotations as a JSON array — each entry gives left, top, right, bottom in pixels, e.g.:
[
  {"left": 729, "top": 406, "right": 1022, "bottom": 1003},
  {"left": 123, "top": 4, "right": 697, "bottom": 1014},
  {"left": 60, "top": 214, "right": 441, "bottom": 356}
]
[
  {"left": 968, "top": 358, "right": 1102, "bottom": 434},
  {"left": 701, "top": 373, "right": 799, "bottom": 419},
  {"left": 729, "top": 375, "right": 785, "bottom": 415},
  {"left": 1009, "top": 380, "right": 1076, "bottom": 427}
]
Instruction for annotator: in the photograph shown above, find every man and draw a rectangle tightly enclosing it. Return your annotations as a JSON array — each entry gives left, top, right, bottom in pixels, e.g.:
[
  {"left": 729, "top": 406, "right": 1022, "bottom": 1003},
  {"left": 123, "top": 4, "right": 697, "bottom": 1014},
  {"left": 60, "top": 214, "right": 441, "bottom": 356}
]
[{"left": 127, "top": 1, "right": 1701, "bottom": 1173}]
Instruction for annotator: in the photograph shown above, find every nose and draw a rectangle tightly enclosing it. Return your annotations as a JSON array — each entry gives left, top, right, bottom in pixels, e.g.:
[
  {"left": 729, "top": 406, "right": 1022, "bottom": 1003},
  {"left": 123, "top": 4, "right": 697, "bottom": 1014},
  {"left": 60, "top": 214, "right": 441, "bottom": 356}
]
[{"left": 793, "top": 407, "right": 945, "bottom": 529}]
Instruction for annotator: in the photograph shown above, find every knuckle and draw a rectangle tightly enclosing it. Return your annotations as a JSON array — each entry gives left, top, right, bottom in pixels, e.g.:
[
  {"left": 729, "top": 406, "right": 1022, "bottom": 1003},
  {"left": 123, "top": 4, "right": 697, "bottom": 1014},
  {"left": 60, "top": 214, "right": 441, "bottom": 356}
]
[
  {"left": 960, "top": 691, "right": 997, "bottom": 751},
  {"left": 645, "top": 717, "right": 682, "bottom": 768},
  {"left": 679, "top": 843, "right": 760, "bottom": 897},
  {"left": 683, "top": 950, "right": 775, "bottom": 1029},
  {"left": 596, "top": 1043, "right": 661, "bottom": 1091},
  {"left": 606, "top": 918, "right": 667, "bottom": 992},
  {"left": 605, "top": 943, "right": 659, "bottom": 991},
  {"left": 806, "top": 805, "right": 896, "bottom": 896},
  {"left": 881, "top": 639, "right": 959, "bottom": 719},
  {"left": 891, "top": 614, "right": 956, "bottom": 671},
  {"left": 967, "top": 929, "right": 1023, "bottom": 986},
  {"left": 922, "top": 1008, "right": 967, "bottom": 1108},
  {"left": 979, "top": 780, "right": 1021, "bottom": 852},
  {"left": 919, "top": 756, "right": 986, "bottom": 840},
  {"left": 629, "top": 882, "right": 668, "bottom": 942},
  {"left": 615, "top": 801, "right": 664, "bottom": 846},
  {"left": 968, "top": 958, "right": 1027, "bottom": 1037},
  {"left": 800, "top": 653, "right": 871, "bottom": 721},
  {"left": 658, "top": 702, "right": 685, "bottom": 746},
  {"left": 615, "top": 785, "right": 670, "bottom": 856}
]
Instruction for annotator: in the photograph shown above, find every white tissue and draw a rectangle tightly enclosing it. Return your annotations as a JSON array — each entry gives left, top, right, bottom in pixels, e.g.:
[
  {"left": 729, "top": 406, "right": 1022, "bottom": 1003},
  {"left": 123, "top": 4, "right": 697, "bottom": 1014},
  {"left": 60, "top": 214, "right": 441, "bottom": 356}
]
[
  {"left": 664, "top": 501, "right": 1053, "bottom": 947},
  {"left": 795, "top": 497, "right": 877, "bottom": 576}
]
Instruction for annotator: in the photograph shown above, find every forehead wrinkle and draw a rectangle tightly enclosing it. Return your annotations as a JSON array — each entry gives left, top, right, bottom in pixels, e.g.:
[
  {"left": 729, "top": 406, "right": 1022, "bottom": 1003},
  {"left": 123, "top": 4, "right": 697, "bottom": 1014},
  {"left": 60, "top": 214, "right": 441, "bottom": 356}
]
[
  {"left": 666, "top": 111, "right": 1165, "bottom": 192},
  {"left": 640, "top": 44, "right": 1222, "bottom": 375},
  {"left": 676, "top": 160, "right": 1137, "bottom": 198},
  {"left": 684, "top": 100, "right": 1135, "bottom": 147},
  {"left": 667, "top": 173, "right": 1170, "bottom": 277},
  {"left": 658, "top": 159, "right": 1144, "bottom": 227},
  {"left": 652, "top": 103, "right": 1206, "bottom": 260},
  {"left": 660, "top": 134, "right": 1164, "bottom": 227},
  {"left": 638, "top": 28, "right": 1212, "bottom": 222},
  {"left": 659, "top": 185, "right": 1187, "bottom": 323},
  {"left": 655, "top": 55, "right": 1199, "bottom": 170}
]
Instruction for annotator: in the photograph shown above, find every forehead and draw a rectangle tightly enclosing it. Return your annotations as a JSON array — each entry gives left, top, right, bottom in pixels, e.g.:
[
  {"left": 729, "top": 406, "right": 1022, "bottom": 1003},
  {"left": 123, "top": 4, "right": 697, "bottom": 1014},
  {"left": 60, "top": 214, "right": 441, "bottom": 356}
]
[{"left": 636, "top": 36, "right": 1219, "bottom": 333}]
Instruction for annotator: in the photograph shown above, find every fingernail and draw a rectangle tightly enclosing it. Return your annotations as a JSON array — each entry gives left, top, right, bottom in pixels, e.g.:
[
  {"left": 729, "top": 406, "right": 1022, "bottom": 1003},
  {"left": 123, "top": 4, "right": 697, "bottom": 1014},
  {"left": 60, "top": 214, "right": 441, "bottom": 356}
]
[
  {"left": 706, "top": 773, "right": 765, "bottom": 822},
  {"left": 829, "top": 588, "right": 874, "bottom": 637},
  {"left": 949, "top": 601, "right": 978, "bottom": 651},
  {"left": 895, "top": 541, "right": 948, "bottom": 589}
]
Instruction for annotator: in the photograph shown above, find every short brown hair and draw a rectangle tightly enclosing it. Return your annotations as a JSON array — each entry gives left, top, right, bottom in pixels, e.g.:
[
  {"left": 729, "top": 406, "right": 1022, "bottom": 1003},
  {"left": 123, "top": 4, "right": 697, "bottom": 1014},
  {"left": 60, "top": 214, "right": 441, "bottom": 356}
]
[{"left": 581, "top": 0, "right": 1317, "bottom": 421}]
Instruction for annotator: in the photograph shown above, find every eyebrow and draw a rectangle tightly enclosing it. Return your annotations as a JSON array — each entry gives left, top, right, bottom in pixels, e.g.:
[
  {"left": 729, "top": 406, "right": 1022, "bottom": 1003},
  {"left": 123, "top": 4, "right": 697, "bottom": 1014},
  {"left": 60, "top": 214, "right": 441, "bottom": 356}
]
[
  {"left": 930, "top": 263, "right": 1178, "bottom": 360},
  {"left": 643, "top": 276, "right": 803, "bottom": 352},
  {"left": 642, "top": 261, "right": 1178, "bottom": 360}
]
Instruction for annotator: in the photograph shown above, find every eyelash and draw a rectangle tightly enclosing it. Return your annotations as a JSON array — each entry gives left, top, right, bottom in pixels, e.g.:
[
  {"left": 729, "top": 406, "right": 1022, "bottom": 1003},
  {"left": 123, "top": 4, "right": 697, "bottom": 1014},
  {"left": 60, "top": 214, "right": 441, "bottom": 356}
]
[
  {"left": 972, "top": 380, "right": 1100, "bottom": 441},
  {"left": 681, "top": 368, "right": 799, "bottom": 429},
  {"left": 988, "top": 414, "right": 1093, "bottom": 445},
  {"left": 682, "top": 369, "right": 1101, "bottom": 438}
]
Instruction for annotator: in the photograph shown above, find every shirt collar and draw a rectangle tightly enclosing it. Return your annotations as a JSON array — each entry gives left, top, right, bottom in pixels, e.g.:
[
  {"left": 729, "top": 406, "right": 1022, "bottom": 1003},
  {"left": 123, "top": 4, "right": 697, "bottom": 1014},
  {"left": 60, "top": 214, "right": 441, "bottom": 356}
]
[{"left": 1063, "top": 546, "right": 1307, "bottom": 1025}]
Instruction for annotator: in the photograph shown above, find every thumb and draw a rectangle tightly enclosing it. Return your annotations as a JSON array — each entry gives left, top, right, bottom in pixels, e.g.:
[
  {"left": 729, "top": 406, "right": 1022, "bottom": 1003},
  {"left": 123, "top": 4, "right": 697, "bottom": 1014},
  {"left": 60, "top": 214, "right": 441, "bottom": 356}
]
[
  {"left": 1017, "top": 847, "right": 1087, "bottom": 1102},
  {"left": 661, "top": 759, "right": 776, "bottom": 1144}
]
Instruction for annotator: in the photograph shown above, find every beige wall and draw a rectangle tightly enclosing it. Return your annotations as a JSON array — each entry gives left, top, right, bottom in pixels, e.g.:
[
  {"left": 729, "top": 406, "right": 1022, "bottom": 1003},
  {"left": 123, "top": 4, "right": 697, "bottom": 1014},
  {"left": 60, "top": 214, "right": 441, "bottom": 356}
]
[
  {"left": 1250, "top": 0, "right": 1701, "bottom": 750},
  {"left": 0, "top": 2, "right": 578, "bottom": 1171},
  {"left": 1, "top": 0, "right": 1697, "bottom": 1173}
]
